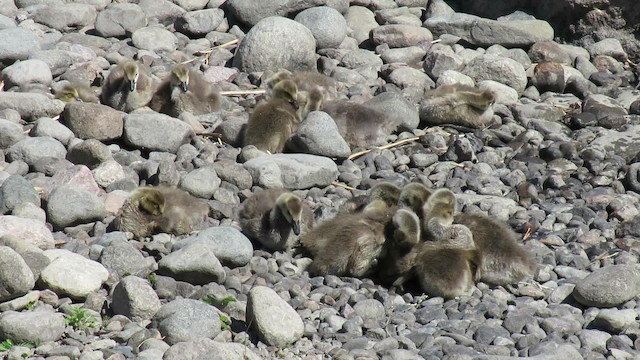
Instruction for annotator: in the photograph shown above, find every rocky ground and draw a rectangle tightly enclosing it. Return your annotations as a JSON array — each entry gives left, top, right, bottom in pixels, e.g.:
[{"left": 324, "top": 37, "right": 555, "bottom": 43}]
[{"left": 1, "top": 0, "right": 640, "bottom": 359}]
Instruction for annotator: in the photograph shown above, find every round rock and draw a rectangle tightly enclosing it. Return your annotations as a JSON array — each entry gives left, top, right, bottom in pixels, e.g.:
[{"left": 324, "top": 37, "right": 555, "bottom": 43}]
[
  {"left": 94, "top": 3, "right": 147, "bottom": 38},
  {"left": 112, "top": 275, "right": 161, "bottom": 322},
  {"left": 173, "top": 226, "right": 253, "bottom": 267},
  {"left": 6, "top": 136, "right": 67, "bottom": 166},
  {"left": 573, "top": 264, "right": 640, "bottom": 307},
  {"left": 294, "top": 6, "right": 347, "bottom": 49},
  {"left": 131, "top": 26, "right": 178, "bottom": 53},
  {"left": 0, "top": 246, "right": 35, "bottom": 302},
  {"left": 154, "top": 298, "right": 221, "bottom": 345},
  {"left": 288, "top": 111, "right": 351, "bottom": 158},
  {"left": 0, "top": 174, "right": 40, "bottom": 214},
  {"left": 40, "top": 250, "right": 109, "bottom": 299},
  {"left": 1, "top": 59, "right": 53, "bottom": 88},
  {"left": 463, "top": 54, "right": 527, "bottom": 95},
  {"left": 46, "top": 184, "right": 107, "bottom": 229},
  {"left": 247, "top": 286, "right": 304, "bottom": 348},
  {"left": 233, "top": 16, "right": 316, "bottom": 73},
  {"left": 123, "top": 112, "right": 194, "bottom": 153},
  {"left": 0, "top": 310, "right": 65, "bottom": 343}
]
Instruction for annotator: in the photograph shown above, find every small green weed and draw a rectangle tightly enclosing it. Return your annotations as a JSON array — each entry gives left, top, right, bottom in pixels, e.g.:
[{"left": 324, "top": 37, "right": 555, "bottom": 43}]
[
  {"left": 221, "top": 295, "right": 236, "bottom": 307},
  {"left": 65, "top": 306, "right": 99, "bottom": 330},
  {"left": 24, "top": 300, "right": 37, "bottom": 311},
  {"left": 147, "top": 273, "right": 157, "bottom": 286},
  {"left": 219, "top": 313, "right": 231, "bottom": 331},
  {"left": 0, "top": 339, "right": 13, "bottom": 351}
]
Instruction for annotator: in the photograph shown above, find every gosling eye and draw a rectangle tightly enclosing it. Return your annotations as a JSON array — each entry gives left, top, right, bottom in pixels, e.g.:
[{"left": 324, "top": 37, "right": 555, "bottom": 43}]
[{"left": 289, "top": 99, "right": 299, "bottom": 110}]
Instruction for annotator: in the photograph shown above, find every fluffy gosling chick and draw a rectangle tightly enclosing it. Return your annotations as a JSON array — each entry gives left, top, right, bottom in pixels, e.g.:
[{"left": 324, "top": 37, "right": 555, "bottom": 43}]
[
  {"left": 101, "top": 60, "right": 156, "bottom": 112},
  {"left": 419, "top": 84, "right": 495, "bottom": 128},
  {"left": 338, "top": 181, "right": 402, "bottom": 214},
  {"left": 243, "top": 79, "right": 302, "bottom": 153},
  {"left": 413, "top": 243, "right": 479, "bottom": 299},
  {"left": 398, "top": 182, "right": 432, "bottom": 219},
  {"left": 301, "top": 199, "right": 396, "bottom": 277},
  {"left": 55, "top": 83, "right": 99, "bottom": 103},
  {"left": 238, "top": 189, "right": 314, "bottom": 252},
  {"left": 321, "top": 99, "right": 401, "bottom": 148},
  {"left": 149, "top": 64, "right": 223, "bottom": 116},
  {"left": 454, "top": 213, "right": 537, "bottom": 286},
  {"left": 421, "top": 188, "right": 469, "bottom": 242},
  {"left": 266, "top": 70, "right": 338, "bottom": 101},
  {"left": 113, "top": 186, "right": 208, "bottom": 238},
  {"left": 377, "top": 208, "right": 422, "bottom": 287}
]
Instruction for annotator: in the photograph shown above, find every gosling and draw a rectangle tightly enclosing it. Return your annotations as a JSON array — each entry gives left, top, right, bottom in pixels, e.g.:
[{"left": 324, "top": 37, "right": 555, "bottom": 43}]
[
  {"left": 419, "top": 84, "right": 495, "bottom": 129},
  {"left": 101, "top": 60, "right": 157, "bottom": 112},
  {"left": 300, "top": 199, "right": 396, "bottom": 277},
  {"left": 338, "top": 181, "right": 402, "bottom": 214},
  {"left": 321, "top": 99, "right": 401, "bottom": 148},
  {"left": 149, "top": 64, "right": 223, "bottom": 117},
  {"left": 54, "top": 82, "right": 99, "bottom": 103},
  {"left": 398, "top": 182, "right": 432, "bottom": 219},
  {"left": 238, "top": 189, "right": 314, "bottom": 252},
  {"left": 243, "top": 79, "right": 302, "bottom": 153},
  {"left": 455, "top": 213, "right": 537, "bottom": 286},
  {"left": 265, "top": 70, "right": 338, "bottom": 101},
  {"left": 113, "top": 186, "right": 209, "bottom": 238}
]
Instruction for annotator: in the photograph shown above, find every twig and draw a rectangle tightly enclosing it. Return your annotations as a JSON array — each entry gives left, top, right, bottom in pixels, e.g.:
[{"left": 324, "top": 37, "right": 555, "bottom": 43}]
[
  {"left": 522, "top": 226, "right": 532, "bottom": 241},
  {"left": 193, "top": 39, "right": 240, "bottom": 56},
  {"left": 332, "top": 182, "right": 356, "bottom": 191},
  {"left": 219, "top": 89, "right": 266, "bottom": 97},
  {"left": 431, "top": 39, "right": 442, "bottom": 44},
  {"left": 590, "top": 251, "right": 620, "bottom": 265},
  {"left": 347, "top": 136, "right": 421, "bottom": 161}
]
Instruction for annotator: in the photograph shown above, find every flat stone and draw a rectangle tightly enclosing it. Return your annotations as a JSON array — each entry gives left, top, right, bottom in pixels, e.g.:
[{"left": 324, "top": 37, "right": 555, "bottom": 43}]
[
  {"left": 173, "top": 226, "right": 253, "bottom": 267},
  {"left": 0, "top": 216, "right": 54, "bottom": 249},
  {"left": 95, "top": 3, "right": 146, "bottom": 38},
  {"left": 153, "top": 298, "right": 221, "bottom": 345},
  {"left": 179, "top": 165, "right": 221, "bottom": 199},
  {"left": 112, "top": 275, "right": 161, "bottom": 322},
  {"left": 46, "top": 184, "right": 107, "bottom": 229},
  {"left": 63, "top": 102, "right": 124, "bottom": 141},
  {"left": 247, "top": 286, "right": 303, "bottom": 348},
  {"left": 0, "top": 174, "right": 40, "bottom": 214},
  {"left": 365, "top": 90, "right": 420, "bottom": 131},
  {"left": 0, "top": 93, "right": 65, "bottom": 122},
  {"left": 212, "top": 160, "right": 253, "bottom": 190},
  {"left": 6, "top": 136, "right": 66, "bottom": 166},
  {"left": 31, "top": 118, "right": 75, "bottom": 146},
  {"left": 175, "top": 8, "right": 224, "bottom": 37},
  {"left": 243, "top": 153, "right": 338, "bottom": 189},
  {"left": 1, "top": 59, "right": 52, "bottom": 88},
  {"left": 158, "top": 240, "right": 226, "bottom": 285},
  {"left": 40, "top": 250, "right": 109, "bottom": 299},
  {"left": 32, "top": 4, "right": 97, "bottom": 31},
  {"left": 0, "top": 310, "right": 65, "bottom": 343},
  {"left": 0, "top": 27, "right": 41, "bottom": 62},
  {"left": 371, "top": 24, "right": 432, "bottom": 48},
  {"left": 163, "top": 339, "right": 260, "bottom": 360},
  {"left": 0, "top": 246, "right": 35, "bottom": 302},
  {"left": 131, "top": 26, "right": 178, "bottom": 52},
  {"left": 573, "top": 264, "right": 640, "bottom": 307},
  {"left": 123, "top": 112, "right": 194, "bottom": 153},
  {"left": 592, "top": 308, "right": 638, "bottom": 333}
]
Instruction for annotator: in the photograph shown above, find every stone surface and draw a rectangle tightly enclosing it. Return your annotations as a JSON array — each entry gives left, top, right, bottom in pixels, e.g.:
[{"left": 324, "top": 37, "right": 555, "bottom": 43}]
[
  {"left": 0, "top": 246, "right": 35, "bottom": 302},
  {"left": 243, "top": 153, "right": 338, "bottom": 189},
  {"left": 63, "top": 102, "right": 124, "bottom": 141},
  {"left": 173, "top": 226, "right": 253, "bottom": 267},
  {"left": 0, "top": 93, "right": 65, "bottom": 122},
  {"left": 158, "top": 240, "right": 226, "bottom": 285},
  {"left": 294, "top": 6, "right": 346, "bottom": 49},
  {"left": 40, "top": 250, "right": 109, "bottom": 298},
  {"left": 0, "top": 216, "right": 55, "bottom": 249},
  {"left": 123, "top": 112, "right": 194, "bottom": 153},
  {"left": 247, "top": 286, "right": 303, "bottom": 348},
  {"left": 46, "top": 184, "right": 107, "bottom": 229},
  {"left": 154, "top": 298, "right": 221, "bottom": 345},
  {"left": 0, "top": 310, "right": 65, "bottom": 343},
  {"left": 112, "top": 276, "right": 161, "bottom": 322},
  {"left": 573, "top": 264, "right": 640, "bottom": 307},
  {"left": 288, "top": 111, "right": 351, "bottom": 159},
  {"left": 233, "top": 16, "right": 316, "bottom": 73}
]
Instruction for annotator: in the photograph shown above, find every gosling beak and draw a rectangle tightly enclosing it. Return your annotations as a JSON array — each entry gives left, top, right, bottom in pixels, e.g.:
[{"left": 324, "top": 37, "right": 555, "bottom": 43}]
[
  {"left": 292, "top": 220, "right": 301, "bottom": 236},
  {"left": 129, "top": 79, "right": 137, "bottom": 92},
  {"left": 181, "top": 81, "right": 188, "bottom": 92},
  {"left": 290, "top": 100, "right": 299, "bottom": 110}
]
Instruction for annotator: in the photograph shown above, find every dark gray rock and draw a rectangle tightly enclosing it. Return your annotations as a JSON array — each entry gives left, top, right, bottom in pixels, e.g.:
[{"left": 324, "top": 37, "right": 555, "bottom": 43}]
[
  {"left": 288, "top": 111, "right": 351, "bottom": 158},
  {"left": 176, "top": 8, "right": 224, "bottom": 37},
  {"left": 158, "top": 240, "right": 226, "bottom": 285},
  {"left": 233, "top": 16, "right": 317, "bottom": 73},
  {"left": 32, "top": 4, "right": 97, "bottom": 31},
  {"left": 66, "top": 138, "right": 113, "bottom": 169},
  {"left": 0, "top": 93, "right": 65, "bottom": 121},
  {"left": 0, "top": 119, "right": 25, "bottom": 149},
  {"left": 179, "top": 165, "right": 221, "bottom": 199}
]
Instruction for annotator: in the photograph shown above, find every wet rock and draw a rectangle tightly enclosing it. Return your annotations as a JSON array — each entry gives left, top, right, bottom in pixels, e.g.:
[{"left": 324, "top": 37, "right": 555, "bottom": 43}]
[
  {"left": 233, "top": 16, "right": 316, "bottom": 73},
  {"left": 247, "top": 286, "right": 303, "bottom": 348}
]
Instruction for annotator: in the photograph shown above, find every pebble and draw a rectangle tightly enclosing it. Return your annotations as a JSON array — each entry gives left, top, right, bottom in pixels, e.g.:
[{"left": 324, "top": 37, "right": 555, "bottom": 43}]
[
  {"left": 40, "top": 250, "right": 109, "bottom": 298},
  {"left": 112, "top": 275, "right": 161, "bottom": 322},
  {"left": 573, "top": 264, "right": 640, "bottom": 307},
  {"left": 153, "top": 298, "right": 221, "bottom": 345}
]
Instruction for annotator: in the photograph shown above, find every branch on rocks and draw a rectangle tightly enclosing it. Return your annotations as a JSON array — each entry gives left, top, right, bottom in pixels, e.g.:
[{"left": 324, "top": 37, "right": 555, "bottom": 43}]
[
  {"left": 219, "top": 89, "right": 266, "bottom": 97},
  {"left": 347, "top": 136, "right": 421, "bottom": 161}
]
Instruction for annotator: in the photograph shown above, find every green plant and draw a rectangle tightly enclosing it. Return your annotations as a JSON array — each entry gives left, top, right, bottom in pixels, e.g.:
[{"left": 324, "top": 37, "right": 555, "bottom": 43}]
[
  {"left": 65, "top": 306, "right": 99, "bottom": 330},
  {"left": 221, "top": 295, "right": 236, "bottom": 307},
  {"left": 200, "top": 295, "right": 214, "bottom": 305},
  {"left": 24, "top": 300, "right": 37, "bottom": 311},
  {"left": 0, "top": 339, "right": 13, "bottom": 351},
  {"left": 219, "top": 313, "right": 231, "bottom": 331},
  {"left": 147, "top": 273, "right": 157, "bottom": 286},
  {"left": 122, "top": 272, "right": 132, "bottom": 277}
]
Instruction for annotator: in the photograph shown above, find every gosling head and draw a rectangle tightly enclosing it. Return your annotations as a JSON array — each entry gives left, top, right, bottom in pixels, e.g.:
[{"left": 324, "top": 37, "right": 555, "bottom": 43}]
[
  {"left": 276, "top": 192, "right": 304, "bottom": 235},
  {"left": 272, "top": 79, "right": 299, "bottom": 110},
  {"left": 369, "top": 182, "right": 402, "bottom": 207},
  {"left": 55, "top": 84, "right": 80, "bottom": 103},
  {"left": 133, "top": 187, "right": 166, "bottom": 216},
  {"left": 399, "top": 183, "right": 432, "bottom": 214},
  {"left": 171, "top": 65, "right": 190, "bottom": 92},
  {"left": 265, "top": 70, "right": 291, "bottom": 90},
  {"left": 469, "top": 89, "right": 495, "bottom": 110},
  {"left": 423, "top": 188, "right": 457, "bottom": 226},
  {"left": 123, "top": 61, "right": 140, "bottom": 92}
]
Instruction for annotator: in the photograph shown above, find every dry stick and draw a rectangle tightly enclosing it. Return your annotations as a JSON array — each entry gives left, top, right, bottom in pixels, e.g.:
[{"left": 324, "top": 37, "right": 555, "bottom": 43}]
[
  {"left": 347, "top": 136, "right": 421, "bottom": 161},
  {"left": 332, "top": 182, "right": 356, "bottom": 191},
  {"left": 193, "top": 39, "right": 240, "bottom": 56},
  {"left": 219, "top": 89, "right": 266, "bottom": 97}
]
